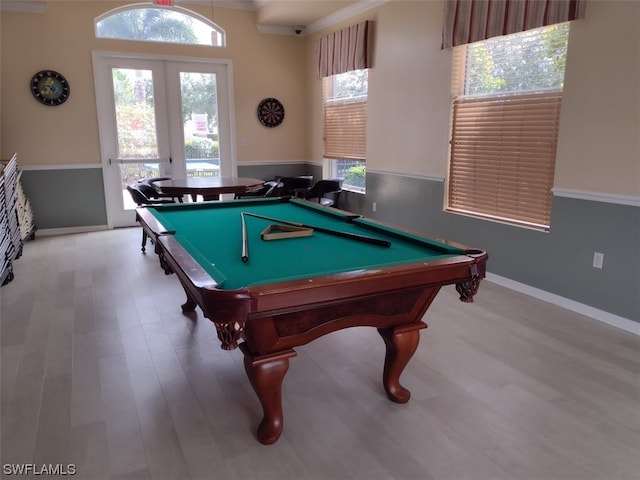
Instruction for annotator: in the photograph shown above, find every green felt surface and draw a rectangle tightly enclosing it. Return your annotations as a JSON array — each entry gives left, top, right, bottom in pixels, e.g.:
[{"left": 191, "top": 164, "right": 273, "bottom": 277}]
[{"left": 147, "top": 198, "right": 465, "bottom": 290}]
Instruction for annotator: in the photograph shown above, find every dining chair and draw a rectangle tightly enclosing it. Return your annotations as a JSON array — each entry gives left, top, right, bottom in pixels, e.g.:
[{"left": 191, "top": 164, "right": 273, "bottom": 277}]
[
  {"left": 126, "top": 183, "right": 176, "bottom": 252},
  {"left": 299, "top": 179, "right": 342, "bottom": 208}
]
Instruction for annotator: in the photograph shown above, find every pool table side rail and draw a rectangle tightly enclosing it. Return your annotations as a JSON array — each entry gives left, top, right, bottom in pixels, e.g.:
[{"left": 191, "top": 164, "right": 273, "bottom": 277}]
[
  {"left": 246, "top": 251, "right": 487, "bottom": 311},
  {"left": 353, "top": 216, "right": 482, "bottom": 255},
  {"left": 287, "top": 198, "right": 361, "bottom": 220},
  {"left": 157, "top": 232, "right": 486, "bottom": 314},
  {"left": 136, "top": 207, "right": 174, "bottom": 237}
]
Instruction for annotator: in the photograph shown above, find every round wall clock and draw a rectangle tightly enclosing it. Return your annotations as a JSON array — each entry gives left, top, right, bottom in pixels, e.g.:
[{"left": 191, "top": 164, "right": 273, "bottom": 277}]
[
  {"left": 257, "top": 97, "right": 285, "bottom": 128},
  {"left": 30, "top": 70, "right": 70, "bottom": 106}
]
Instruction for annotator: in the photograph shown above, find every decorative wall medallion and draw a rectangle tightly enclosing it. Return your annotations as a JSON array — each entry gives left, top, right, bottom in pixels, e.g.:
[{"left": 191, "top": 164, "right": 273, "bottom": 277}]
[
  {"left": 257, "top": 97, "right": 285, "bottom": 128},
  {"left": 30, "top": 70, "right": 70, "bottom": 106}
]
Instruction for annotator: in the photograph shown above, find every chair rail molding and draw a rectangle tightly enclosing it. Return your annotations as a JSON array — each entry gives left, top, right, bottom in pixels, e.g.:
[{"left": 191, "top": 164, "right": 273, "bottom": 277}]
[{"left": 552, "top": 188, "right": 640, "bottom": 207}]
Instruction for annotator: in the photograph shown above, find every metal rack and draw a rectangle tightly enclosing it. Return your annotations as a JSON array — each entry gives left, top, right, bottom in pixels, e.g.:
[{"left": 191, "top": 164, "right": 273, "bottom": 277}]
[{"left": 1, "top": 153, "right": 34, "bottom": 286}]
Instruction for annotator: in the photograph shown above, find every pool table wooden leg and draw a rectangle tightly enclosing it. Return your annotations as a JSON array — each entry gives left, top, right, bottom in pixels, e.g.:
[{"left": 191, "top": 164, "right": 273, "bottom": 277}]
[
  {"left": 141, "top": 230, "right": 148, "bottom": 253},
  {"left": 239, "top": 344, "right": 297, "bottom": 445},
  {"left": 180, "top": 286, "right": 198, "bottom": 312},
  {"left": 378, "top": 322, "right": 427, "bottom": 404}
]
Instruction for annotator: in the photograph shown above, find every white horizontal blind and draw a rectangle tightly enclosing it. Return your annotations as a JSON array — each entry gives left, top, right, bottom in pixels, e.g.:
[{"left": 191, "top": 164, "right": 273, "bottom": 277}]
[
  {"left": 447, "top": 24, "right": 568, "bottom": 230},
  {"left": 449, "top": 92, "right": 561, "bottom": 229},
  {"left": 322, "top": 76, "right": 367, "bottom": 161}
]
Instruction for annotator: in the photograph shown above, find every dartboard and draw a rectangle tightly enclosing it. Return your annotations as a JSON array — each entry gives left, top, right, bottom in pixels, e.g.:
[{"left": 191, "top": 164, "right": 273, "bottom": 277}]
[{"left": 257, "top": 98, "right": 285, "bottom": 128}]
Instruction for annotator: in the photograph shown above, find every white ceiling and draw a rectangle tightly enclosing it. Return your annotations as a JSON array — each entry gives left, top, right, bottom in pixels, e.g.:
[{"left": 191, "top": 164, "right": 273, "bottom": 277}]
[{"left": 0, "top": 0, "right": 387, "bottom": 35}]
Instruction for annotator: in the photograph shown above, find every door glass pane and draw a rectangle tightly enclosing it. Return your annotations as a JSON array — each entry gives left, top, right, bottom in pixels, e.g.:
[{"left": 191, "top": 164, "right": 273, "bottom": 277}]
[
  {"left": 180, "top": 72, "right": 220, "bottom": 177},
  {"left": 112, "top": 68, "right": 160, "bottom": 209},
  {"left": 112, "top": 68, "right": 158, "bottom": 159}
]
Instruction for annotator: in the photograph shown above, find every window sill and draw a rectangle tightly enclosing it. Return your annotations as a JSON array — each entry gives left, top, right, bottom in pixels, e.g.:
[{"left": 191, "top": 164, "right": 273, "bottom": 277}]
[
  {"left": 444, "top": 208, "right": 550, "bottom": 232},
  {"left": 342, "top": 187, "right": 365, "bottom": 195}
]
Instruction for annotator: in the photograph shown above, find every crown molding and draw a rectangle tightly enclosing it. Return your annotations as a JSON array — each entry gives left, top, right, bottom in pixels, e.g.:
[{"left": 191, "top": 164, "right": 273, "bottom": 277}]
[
  {"left": 0, "top": 0, "right": 47, "bottom": 13},
  {"left": 0, "top": 0, "right": 257, "bottom": 13},
  {"left": 256, "top": 23, "right": 301, "bottom": 36},
  {"left": 178, "top": 0, "right": 257, "bottom": 9},
  {"left": 305, "top": 0, "right": 390, "bottom": 35},
  {"left": 257, "top": 0, "right": 390, "bottom": 37}
]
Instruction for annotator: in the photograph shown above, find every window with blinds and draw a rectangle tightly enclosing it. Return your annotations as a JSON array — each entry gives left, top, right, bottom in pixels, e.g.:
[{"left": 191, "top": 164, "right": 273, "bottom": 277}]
[
  {"left": 323, "top": 69, "right": 368, "bottom": 192},
  {"left": 447, "top": 23, "right": 569, "bottom": 230},
  {"left": 322, "top": 69, "right": 368, "bottom": 160}
]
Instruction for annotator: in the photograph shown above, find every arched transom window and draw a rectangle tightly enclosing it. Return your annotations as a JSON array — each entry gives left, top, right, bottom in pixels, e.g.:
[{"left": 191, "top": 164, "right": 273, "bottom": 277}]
[{"left": 95, "top": 3, "right": 225, "bottom": 47}]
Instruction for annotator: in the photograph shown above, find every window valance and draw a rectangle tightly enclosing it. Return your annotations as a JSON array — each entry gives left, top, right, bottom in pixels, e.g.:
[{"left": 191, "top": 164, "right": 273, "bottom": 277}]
[
  {"left": 316, "top": 21, "right": 374, "bottom": 79},
  {"left": 441, "top": 0, "right": 586, "bottom": 49}
]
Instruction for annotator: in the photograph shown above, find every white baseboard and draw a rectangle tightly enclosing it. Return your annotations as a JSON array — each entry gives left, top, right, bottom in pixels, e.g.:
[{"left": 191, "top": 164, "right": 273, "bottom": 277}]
[
  {"left": 35, "top": 225, "right": 109, "bottom": 237},
  {"left": 486, "top": 273, "right": 640, "bottom": 335}
]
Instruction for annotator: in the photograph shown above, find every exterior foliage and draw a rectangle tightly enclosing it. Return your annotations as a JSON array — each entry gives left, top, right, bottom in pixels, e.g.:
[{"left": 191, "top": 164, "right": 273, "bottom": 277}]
[
  {"left": 180, "top": 73, "right": 218, "bottom": 132},
  {"left": 343, "top": 164, "right": 366, "bottom": 189},
  {"left": 185, "top": 137, "right": 219, "bottom": 159},
  {"left": 465, "top": 23, "right": 569, "bottom": 96},
  {"left": 333, "top": 69, "right": 368, "bottom": 99},
  {"left": 97, "top": 7, "right": 198, "bottom": 44}
]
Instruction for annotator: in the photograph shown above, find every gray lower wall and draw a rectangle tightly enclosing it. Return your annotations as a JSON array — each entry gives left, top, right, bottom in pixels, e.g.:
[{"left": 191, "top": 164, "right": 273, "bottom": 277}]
[
  {"left": 359, "top": 172, "right": 640, "bottom": 322},
  {"left": 19, "top": 163, "right": 320, "bottom": 231},
  {"left": 18, "top": 165, "right": 639, "bottom": 322},
  {"left": 21, "top": 168, "right": 108, "bottom": 230}
]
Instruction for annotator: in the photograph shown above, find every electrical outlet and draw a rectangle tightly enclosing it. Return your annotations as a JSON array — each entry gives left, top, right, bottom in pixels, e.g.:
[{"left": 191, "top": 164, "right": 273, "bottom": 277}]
[
  {"left": 593, "top": 252, "right": 604, "bottom": 269},
  {"left": 372, "top": 202, "right": 377, "bottom": 212}
]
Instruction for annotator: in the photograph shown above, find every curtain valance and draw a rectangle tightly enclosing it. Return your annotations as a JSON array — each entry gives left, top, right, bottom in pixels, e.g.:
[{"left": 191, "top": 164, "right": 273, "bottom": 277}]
[
  {"left": 316, "top": 20, "right": 373, "bottom": 78},
  {"left": 441, "top": 0, "right": 586, "bottom": 49}
]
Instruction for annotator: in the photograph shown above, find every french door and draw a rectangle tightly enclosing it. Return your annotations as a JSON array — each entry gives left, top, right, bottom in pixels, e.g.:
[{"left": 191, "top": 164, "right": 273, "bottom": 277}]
[{"left": 93, "top": 53, "right": 235, "bottom": 227}]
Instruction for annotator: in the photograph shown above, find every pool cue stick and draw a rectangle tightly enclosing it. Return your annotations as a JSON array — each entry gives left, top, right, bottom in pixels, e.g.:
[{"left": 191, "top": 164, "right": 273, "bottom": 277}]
[
  {"left": 243, "top": 212, "right": 391, "bottom": 248},
  {"left": 241, "top": 212, "right": 249, "bottom": 262}
]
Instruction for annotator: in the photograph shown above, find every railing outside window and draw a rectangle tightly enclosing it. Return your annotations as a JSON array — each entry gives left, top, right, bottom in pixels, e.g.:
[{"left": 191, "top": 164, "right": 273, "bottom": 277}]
[{"left": 334, "top": 159, "right": 365, "bottom": 193}]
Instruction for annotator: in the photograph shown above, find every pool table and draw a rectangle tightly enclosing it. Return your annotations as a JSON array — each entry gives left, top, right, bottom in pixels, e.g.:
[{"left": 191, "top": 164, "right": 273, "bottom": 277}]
[{"left": 136, "top": 197, "right": 488, "bottom": 444}]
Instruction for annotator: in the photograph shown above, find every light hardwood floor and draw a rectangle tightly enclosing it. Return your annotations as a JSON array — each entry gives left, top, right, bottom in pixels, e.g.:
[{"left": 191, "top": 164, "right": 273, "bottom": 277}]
[{"left": 1, "top": 227, "right": 638, "bottom": 480}]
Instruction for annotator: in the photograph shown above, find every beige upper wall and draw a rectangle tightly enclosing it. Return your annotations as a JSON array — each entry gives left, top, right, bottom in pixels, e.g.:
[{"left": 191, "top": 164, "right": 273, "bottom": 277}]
[
  {"left": 305, "top": 0, "right": 639, "bottom": 197},
  {"left": 2, "top": 0, "right": 638, "bottom": 197},
  {"left": 368, "top": 0, "right": 451, "bottom": 178},
  {"left": 0, "top": 1, "right": 307, "bottom": 166},
  {"left": 554, "top": 0, "right": 639, "bottom": 196}
]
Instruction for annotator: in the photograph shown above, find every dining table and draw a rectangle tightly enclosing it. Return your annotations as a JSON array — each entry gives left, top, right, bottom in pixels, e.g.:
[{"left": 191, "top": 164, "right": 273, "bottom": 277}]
[{"left": 152, "top": 177, "right": 264, "bottom": 202}]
